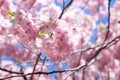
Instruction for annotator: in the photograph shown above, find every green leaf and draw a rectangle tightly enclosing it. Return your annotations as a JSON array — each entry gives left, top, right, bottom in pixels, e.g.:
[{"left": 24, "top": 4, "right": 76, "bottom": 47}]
[
  {"left": 7, "top": 12, "right": 15, "bottom": 17},
  {"left": 39, "top": 31, "right": 45, "bottom": 36},
  {"left": 10, "top": 19, "right": 15, "bottom": 23}
]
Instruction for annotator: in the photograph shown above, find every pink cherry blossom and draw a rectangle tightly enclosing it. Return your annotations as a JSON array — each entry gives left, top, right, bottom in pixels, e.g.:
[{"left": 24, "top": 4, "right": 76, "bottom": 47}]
[{"left": 0, "top": 0, "right": 120, "bottom": 80}]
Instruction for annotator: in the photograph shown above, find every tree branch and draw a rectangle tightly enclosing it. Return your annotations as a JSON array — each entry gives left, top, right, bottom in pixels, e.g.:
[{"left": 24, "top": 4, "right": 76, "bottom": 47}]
[
  {"left": 30, "top": 53, "right": 41, "bottom": 80},
  {"left": 58, "top": 0, "right": 73, "bottom": 19},
  {"left": 103, "top": 0, "right": 111, "bottom": 42}
]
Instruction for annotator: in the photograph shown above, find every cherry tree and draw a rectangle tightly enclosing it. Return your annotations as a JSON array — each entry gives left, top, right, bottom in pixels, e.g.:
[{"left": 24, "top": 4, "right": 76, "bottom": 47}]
[{"left": 0, "top": 0, "right": 120, "bottom": 80}]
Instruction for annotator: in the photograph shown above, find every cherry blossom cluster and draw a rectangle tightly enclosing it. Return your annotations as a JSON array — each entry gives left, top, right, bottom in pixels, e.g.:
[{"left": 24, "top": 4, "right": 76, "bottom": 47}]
[{"left": 0, "top": 0, "right": 120, "bottom": 80}]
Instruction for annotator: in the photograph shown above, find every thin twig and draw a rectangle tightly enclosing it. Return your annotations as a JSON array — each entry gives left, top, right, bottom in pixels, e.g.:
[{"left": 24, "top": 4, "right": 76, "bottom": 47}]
[
  {"left": 30, "top": 53, "right": 41, "bottom": 80},
  {"left": 87, "top": 36, "right": 120, "bottom": 63},
  {"left": 58, "top": 0, "right": 73, "bottom": 19},
  {"left": 71, "top": 35, "right": 120, "bottom": 54},
  {"left": 20, "top": 68, "right": 28, "bottom": 80},
  {"left": 103, "top": 0, "right": 111, "bottom": 42},
  {"left": 63, "top": 70, "right": 76, "bottom": 80},
  {"left": 37, "top": 56, "right": 46, "bottom": 80},
  {"left": 0, "top": 67, "right": 23, "bottom": 74}
]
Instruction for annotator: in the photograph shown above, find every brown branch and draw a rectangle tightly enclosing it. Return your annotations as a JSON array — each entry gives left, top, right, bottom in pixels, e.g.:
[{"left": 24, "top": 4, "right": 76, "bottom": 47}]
[
  {"left": 103, "top": 0, "right": 111, "bottom": 42},
  {"left": 20, "top": 69, "right": 28, "bottom": 80},
  {"left": 87, "top": 36, "right": 120, "bottom": 63},
  {"left": 58, "top": 0, "right": 73, "bottom": 19},
  {"left": 0, "top": 62, "right": 86, "bottom": 79},
  {"left": 30, "top": 53, "right": 41, "bottom": 80},
  {"left": 37, "top": 56, "right": 46, "bottom": 80},
  {"left": 0, "top": 67, "right": 23, "bottom": 74},
  {"left": 72, "top": 35, "right": 120, "bottom": 54},
  {"left": 63, "top": 70, "right": 76, "bottom": 80}
]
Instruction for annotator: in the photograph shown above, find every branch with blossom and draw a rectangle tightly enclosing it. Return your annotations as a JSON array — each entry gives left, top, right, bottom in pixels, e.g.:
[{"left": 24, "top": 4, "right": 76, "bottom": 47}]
[{"left": 0, "top": 0, "right": 120, "bottom": 80}]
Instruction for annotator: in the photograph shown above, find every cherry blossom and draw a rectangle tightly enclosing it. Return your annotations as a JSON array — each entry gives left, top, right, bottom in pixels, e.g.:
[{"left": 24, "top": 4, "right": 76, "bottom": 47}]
[{"left": 0, "top": 0, "right": 120, "bottom": 80}]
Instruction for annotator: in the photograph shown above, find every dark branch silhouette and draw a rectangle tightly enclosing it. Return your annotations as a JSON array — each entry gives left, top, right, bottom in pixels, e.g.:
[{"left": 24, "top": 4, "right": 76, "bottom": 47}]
[{"left": 58, "top": 0, "right": 73, "bottom": 19}]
